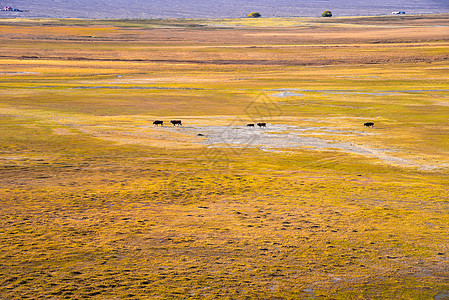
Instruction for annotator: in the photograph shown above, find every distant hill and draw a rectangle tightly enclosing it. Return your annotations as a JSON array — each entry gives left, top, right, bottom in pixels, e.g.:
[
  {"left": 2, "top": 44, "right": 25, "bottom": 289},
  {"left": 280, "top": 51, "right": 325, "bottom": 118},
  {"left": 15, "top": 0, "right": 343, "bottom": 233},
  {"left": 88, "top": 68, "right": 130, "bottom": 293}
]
[{"left": 1, "top": 0, "right": 448, "bottom": 19}]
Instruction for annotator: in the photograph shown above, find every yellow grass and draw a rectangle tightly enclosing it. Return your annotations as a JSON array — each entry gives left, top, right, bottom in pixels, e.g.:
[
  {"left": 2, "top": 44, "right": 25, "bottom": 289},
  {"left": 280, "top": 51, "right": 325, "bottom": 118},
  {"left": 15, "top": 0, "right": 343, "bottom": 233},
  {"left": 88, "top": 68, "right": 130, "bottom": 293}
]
[{"left": 0, "top": 15, "right": 448, "bottom": 299}]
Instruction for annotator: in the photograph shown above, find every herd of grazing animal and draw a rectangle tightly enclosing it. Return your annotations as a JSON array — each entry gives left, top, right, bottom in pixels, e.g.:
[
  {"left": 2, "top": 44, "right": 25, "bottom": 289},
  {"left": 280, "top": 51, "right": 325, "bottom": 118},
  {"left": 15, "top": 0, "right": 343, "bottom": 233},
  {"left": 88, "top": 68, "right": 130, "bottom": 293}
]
[{"left": 154, "top": 120, "right": 375, "bottom": 129}]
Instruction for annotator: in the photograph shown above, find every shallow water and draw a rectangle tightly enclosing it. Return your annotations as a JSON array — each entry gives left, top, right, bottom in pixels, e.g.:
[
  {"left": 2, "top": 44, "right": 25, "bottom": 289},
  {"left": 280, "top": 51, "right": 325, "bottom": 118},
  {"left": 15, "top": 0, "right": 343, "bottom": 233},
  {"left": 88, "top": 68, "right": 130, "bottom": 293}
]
[{"left": 1, "top": 0, "right": 448, "bottom": 19}]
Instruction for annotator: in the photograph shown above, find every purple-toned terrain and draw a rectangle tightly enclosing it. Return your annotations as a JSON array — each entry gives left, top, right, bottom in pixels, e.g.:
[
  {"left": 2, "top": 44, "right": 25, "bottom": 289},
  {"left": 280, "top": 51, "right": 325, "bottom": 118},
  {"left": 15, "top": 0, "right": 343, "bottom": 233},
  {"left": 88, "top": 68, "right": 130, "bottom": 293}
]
[{"left": 1, "top": 0, "right": 448, "bottom": 19}]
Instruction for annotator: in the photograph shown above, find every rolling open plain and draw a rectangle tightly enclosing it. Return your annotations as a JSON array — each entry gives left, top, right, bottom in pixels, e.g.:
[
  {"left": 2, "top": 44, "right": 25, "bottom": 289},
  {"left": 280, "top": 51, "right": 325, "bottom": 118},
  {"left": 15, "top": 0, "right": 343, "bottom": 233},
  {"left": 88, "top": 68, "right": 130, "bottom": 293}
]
[{"left": 1, "top": 15, "right": 449, "bottom": 298}]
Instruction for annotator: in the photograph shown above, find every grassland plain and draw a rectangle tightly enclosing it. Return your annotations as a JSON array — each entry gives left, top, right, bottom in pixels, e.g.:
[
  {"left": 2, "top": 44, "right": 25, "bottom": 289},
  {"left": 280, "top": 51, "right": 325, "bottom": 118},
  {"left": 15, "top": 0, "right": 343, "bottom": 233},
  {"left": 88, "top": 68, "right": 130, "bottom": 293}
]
[{"left": 0, "top": 15, "right": 448, "bottom": 299}]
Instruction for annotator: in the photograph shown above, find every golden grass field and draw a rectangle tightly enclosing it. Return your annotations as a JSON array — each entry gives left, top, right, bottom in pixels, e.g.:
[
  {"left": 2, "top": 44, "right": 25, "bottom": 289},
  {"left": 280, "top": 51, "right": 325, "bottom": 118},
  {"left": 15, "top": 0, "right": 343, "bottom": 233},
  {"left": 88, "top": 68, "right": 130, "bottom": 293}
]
[{"left": 1, "top": 15, "right": 449, "bottom": 299}]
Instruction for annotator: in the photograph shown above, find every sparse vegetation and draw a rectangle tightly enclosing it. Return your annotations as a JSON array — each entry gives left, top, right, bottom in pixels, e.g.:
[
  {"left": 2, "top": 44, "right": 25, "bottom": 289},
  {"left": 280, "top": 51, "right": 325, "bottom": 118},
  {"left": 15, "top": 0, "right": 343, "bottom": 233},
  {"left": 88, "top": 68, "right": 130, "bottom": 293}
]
[
  {"left": 322, "top": 10, "right": 332, "bottom": 17},
  {"left": 248, "top": 12, "right": 261, "bottom": 18},
  {"left": 0, "top": 16, "right": 448, "bottom": 299}
]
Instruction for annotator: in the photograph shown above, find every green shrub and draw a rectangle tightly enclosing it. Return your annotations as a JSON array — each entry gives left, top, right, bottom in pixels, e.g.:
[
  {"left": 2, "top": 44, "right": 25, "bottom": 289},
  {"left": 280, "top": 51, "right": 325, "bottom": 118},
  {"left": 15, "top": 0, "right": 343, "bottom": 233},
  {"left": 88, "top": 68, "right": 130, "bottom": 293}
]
[
  {"left": 248, "top": 12, "right": 261, "bottom": 18},
  {"left": 322, "top": 10, "right": 332, "bottom": 17}
]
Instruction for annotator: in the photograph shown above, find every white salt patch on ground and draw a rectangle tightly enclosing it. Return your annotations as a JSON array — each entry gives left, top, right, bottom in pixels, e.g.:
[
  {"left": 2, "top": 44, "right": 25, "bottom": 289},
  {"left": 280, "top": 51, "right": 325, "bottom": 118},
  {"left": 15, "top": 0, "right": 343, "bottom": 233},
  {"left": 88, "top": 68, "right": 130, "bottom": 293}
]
[
  {"left": 271, "top": 92, "right": 304, "bottom": 98},
  {"left": 158, "top": 124, "right": 419, "bottom": 167}
]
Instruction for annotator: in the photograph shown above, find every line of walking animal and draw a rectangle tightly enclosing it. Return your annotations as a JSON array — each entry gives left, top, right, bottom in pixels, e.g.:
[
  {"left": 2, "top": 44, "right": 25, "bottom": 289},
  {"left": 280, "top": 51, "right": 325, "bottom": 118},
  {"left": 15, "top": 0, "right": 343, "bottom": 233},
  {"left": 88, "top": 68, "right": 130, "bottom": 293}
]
[
  {"left": 154, "top": 120, "right": 374, "bottom": 129},
  {"left": 248, "top": 123, "right": 266, "bottom": 128},
  {"left": 153, "top": 120, "right": 182, "bottom": 126},
  {"left": 153, "top": 120, "right": 267, "bottom": 128}
]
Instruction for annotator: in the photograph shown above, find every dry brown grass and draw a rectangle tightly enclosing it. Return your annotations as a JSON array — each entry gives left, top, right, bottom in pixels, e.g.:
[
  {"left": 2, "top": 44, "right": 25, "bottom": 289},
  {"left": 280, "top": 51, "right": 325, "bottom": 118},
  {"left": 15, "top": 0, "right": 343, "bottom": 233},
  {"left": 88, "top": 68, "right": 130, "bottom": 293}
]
[{"left": 0, "top": 15, "right": 448, "bottom": 299}]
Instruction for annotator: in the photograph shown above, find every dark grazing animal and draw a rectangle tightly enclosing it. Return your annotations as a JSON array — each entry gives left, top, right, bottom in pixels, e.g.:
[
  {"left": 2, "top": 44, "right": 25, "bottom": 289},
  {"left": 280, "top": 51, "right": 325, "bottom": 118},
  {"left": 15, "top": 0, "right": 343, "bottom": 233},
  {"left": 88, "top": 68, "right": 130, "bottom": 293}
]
[
  {"left": 364, "top": 122, "right": 374, "bottom": 128},
  {"left": 153, "top": 120, "right": 163, "bottom": 126},
  {"left": 257, "top": 122, "right": 266, "bottom": 128},
  {"left": 247, "top": 124, "right": 255, "bottom": 127},
  {"left": 170, "top": 120, "right": 182, "bottom": 126}
]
